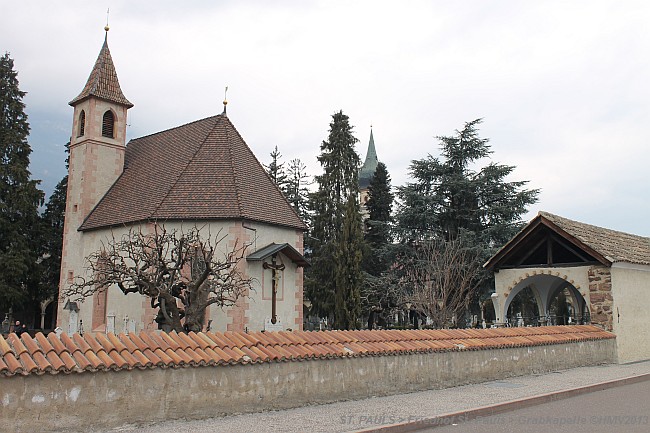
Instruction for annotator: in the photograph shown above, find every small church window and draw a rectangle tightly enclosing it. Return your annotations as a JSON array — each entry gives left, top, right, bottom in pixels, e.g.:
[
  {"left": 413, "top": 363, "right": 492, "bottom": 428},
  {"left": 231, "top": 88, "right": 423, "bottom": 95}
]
[
  {"left": 102, "top": 110, "right": 115, "bottom": 138},
  {"left": 78, "top": 110, "right": 86, "bottom": 137}
]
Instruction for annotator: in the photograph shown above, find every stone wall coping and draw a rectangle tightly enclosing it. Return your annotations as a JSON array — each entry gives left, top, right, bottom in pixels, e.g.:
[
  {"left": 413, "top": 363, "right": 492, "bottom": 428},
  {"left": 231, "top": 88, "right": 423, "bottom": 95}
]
[{"left": 0, "top": 325, "right": 614, "bottom": 377}]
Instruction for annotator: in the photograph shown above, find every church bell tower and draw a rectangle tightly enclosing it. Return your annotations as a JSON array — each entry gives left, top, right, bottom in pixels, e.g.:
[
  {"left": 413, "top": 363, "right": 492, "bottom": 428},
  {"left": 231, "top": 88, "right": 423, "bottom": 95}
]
[{"left": 58, "top": 26, "right": 133, "bottom": 332}]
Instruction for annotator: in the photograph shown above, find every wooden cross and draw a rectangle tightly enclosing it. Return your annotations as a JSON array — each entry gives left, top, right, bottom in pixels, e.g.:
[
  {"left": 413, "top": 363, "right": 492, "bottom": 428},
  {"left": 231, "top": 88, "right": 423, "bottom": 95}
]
[{"left": 263, "top": 254, "right": 285, "bottom": 324}]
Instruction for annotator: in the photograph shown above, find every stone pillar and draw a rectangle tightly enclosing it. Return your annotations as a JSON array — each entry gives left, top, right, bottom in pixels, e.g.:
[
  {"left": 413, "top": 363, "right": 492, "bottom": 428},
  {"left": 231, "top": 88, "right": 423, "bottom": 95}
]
[{"left": 588, "top": 265, "right": 613, "bottom": 331}]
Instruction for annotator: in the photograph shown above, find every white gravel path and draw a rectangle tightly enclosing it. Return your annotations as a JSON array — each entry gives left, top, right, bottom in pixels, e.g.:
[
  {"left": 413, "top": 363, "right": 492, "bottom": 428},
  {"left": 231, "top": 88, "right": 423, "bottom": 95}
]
[{"left": 84, "top": 360, "right": 650, "bottom": 433}]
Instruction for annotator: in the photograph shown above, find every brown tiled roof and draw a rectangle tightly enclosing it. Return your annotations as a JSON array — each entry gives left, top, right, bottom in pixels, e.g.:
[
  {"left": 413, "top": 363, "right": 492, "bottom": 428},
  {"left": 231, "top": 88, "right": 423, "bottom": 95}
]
[
  {"left": 539, "top": 212, "right": 650, "bottom": 265},
  {"left": 0, "top": 325, "right": 613, "bottom": 377},
  {"left": 69, "top": 35, "right": 133, "bottom": 108},
  {"left": 79, "top": 114, "right": 306, "bottom": 231}
]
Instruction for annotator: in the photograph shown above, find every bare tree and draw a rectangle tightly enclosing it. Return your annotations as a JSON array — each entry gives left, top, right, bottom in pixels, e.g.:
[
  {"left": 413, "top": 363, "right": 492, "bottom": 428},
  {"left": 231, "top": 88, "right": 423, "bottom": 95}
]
[
  {"left": 62, "top": 225, "right": 253, "bottom": 333},
  {"left": 399, "top": 238, "right": 485, "bottom": 329}
]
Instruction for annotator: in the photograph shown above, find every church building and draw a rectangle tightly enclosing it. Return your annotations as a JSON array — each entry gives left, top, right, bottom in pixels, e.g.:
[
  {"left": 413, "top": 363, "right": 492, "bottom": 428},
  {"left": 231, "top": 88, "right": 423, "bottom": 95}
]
[{"left": 57, "top": 30, "right": 308, "bottom": 335}]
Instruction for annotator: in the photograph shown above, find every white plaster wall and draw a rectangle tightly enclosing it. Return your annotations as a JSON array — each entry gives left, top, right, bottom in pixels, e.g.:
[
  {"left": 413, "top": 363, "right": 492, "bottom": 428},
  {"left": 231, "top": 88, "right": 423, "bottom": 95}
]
[
  {"left": 610, "top": 263, "right": 650, "bottom": 362},
  {"left": 58, "top": 220, "right": 303, "bottom": 334}
]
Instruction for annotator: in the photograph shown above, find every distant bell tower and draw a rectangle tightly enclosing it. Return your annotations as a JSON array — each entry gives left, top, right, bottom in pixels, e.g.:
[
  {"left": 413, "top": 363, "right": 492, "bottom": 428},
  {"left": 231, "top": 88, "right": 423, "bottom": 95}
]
[
  {"left": 358, "top": 127, "right": 379, "bottom": 220},
  {"left": 58, "top": 26, "right": 133, "bottom": 332}
]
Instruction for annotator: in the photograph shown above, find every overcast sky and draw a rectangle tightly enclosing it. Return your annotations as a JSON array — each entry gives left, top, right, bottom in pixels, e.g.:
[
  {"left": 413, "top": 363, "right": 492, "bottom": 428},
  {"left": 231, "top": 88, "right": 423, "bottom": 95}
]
[{"left": 3, "top": 1, "right": 648, "bottom": 236}]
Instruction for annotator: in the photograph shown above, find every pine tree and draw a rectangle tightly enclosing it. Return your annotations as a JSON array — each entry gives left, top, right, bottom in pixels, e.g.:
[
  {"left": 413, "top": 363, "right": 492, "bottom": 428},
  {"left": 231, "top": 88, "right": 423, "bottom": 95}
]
[
  {"left": 264, "top": 146, "right": 288, "bottom": 194},
  {"left": 0, "top": 53, "right": 45, "bottom": 314},
  {"left": 305, "top": 110, "right": 361, "bottom": 321},
  {"left": 285, "top": 158, "right": 311, "bottom": 225},
  {"left": 334, "top": 194, "right": 363, "bottom": 329}
]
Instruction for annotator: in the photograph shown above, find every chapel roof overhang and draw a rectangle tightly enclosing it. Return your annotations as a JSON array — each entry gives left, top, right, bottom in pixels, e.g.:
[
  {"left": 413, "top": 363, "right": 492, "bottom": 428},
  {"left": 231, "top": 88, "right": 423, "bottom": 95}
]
[
  {"left": 246, "top": 243, "right": 310, "bottom": 267},
  {"left": 484, "top": 211, "right": 650, "bottom": 271},
  {"left": 69, "top": 34, "right": 133, "bottom": 108}
]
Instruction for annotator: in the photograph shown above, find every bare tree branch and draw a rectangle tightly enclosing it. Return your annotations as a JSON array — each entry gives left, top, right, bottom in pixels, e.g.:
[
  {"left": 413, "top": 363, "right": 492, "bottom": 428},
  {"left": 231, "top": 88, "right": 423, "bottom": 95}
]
[{"left": 61, "top": 224, "right": 253, "bottom": 333}]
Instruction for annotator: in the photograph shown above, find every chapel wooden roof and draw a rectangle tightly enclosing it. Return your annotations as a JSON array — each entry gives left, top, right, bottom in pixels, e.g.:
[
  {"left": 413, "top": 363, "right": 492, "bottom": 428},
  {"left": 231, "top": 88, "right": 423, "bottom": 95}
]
[{"left": 485, "top": 211, "right": 650, "bottom": 270}]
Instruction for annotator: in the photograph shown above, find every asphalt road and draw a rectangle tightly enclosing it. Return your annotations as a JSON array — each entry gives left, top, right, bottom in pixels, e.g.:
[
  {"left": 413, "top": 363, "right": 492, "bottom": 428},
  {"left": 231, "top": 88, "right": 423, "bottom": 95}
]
[{"left": 422, "top": 380, "right": 650, "bottom": 433}]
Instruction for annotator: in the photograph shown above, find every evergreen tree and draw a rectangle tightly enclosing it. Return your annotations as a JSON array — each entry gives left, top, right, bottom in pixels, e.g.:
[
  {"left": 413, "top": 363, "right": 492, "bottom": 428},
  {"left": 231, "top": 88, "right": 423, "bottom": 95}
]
[
  {"left": 38, "top": 174, "right": 67, "bottom": 300},
  {"left": 310, "top": 111, "right": 360, "bottom": 241},
  {"left": 285, "top": 158, "right": 311, "bottom": 225},
  {"left": 264, "top": 146, "right": 288, "bottom": 194},
  {"left": 334, "top": 194, "right": 363, "bottom": 329},
  {"left": 396, "top": 119, "right": 538, "bottom": 246},
  {"left": 305, "top": 110, "right": 361, "bottom": 321},
  {"left": 0, "top": 53, "right": 45, "bottom": 314},
  {"left": 393, "top": 119, "right": 538, "bottom": 327},
  {"left": 363, "top": 162, "right": 394, "bottom": 276}
]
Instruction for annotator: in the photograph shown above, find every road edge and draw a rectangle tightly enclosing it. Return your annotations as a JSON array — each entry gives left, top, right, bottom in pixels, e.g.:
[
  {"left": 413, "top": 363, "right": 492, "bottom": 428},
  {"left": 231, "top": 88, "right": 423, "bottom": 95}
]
[{"left": 355, "top": 372, "right": 650, "bottom": 433}]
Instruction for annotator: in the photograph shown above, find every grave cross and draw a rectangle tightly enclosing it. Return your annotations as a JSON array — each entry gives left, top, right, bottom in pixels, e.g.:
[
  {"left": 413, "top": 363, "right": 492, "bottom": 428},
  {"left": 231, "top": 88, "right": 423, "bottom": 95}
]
[{"left": 263, "top": 254, "right": 285, "bottom": 324}]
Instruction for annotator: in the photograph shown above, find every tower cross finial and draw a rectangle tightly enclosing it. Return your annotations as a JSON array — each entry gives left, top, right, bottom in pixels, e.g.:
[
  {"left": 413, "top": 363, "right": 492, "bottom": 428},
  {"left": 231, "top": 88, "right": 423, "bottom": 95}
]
[
  {"left": 104, "top": 8, "right": 110, "bottom": 32},
  {"left": 223, "top": 86, "right": 229, "bottom": 114}
]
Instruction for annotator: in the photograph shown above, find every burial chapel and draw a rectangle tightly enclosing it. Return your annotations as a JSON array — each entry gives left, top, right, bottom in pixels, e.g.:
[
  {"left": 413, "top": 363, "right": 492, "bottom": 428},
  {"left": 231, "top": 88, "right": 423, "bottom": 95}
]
[{"left": 57, "top": 29, "right": 308, "bottom": 335}]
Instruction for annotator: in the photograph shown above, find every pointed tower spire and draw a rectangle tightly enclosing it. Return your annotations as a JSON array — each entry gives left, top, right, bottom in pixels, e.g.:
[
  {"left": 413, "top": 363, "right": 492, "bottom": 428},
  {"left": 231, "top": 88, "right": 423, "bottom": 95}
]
[
  {"left": 359, "top": 127, "right": 379, "bottom": 189},
  {"left": 69, "top": 29, "right": 133, "bottom": 108}
]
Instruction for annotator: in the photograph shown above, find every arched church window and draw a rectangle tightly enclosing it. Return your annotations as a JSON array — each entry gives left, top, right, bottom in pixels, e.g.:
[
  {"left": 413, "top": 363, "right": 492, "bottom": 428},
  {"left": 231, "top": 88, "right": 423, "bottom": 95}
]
[
  {"left": 102, "top": 110, "right": 115, "bottom": 138},
  {"left": 78, "top": 110, "right": 86, "bottom": 137}
]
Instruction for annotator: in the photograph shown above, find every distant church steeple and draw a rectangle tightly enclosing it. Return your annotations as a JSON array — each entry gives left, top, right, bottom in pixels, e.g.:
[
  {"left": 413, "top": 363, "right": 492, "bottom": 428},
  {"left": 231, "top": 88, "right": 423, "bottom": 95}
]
[
  {"left": 359, "top": 127, "right": 379, "bottom": 190},
  {"left": 359, "top": 127, "right": 380, "bottom": 220}
]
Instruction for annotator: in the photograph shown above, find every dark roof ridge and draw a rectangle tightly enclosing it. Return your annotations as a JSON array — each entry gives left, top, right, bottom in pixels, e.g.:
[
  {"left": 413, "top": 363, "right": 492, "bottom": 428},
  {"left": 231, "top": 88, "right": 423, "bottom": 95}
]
[
  {"left": 222, "top": 117, "right": 306, "bottom": 226},
  {"left": 223, "top": 116, "right": 245, "bottom": 218},
  {"left": 150, "top": 116, "right": 225, "bottom": 218}
]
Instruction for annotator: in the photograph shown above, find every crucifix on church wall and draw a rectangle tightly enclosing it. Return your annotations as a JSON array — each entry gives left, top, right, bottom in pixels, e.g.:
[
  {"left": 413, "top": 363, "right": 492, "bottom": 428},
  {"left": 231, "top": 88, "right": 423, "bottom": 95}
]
[{"left": 263, "top": 253, "right": 285, "bottom": 324}]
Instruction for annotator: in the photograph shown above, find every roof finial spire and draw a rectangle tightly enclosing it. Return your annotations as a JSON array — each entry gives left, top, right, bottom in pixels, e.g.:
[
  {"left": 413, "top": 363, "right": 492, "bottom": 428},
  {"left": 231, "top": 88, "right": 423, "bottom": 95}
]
[
  {"left": 105, "top": 8, "right": 110, "bottom": 32},
  {"left": 223, "top": 86, "right": 228, "bottom": 115}
]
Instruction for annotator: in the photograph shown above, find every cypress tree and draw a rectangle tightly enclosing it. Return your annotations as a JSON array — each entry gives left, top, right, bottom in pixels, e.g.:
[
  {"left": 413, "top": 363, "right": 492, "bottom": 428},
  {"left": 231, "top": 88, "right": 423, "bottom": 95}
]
[
  {"left": 0, "top": 53, "right": 45, "bottom": 314},
  {"left": 334, "top": 194, "right": 363, "bottom": 329}
]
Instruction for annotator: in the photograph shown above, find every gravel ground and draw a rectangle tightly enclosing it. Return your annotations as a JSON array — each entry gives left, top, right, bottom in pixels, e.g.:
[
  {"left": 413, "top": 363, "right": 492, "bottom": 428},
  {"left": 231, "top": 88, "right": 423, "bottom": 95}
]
[{"left": 84, "top": 360, "right": 650, "bottom": 433}]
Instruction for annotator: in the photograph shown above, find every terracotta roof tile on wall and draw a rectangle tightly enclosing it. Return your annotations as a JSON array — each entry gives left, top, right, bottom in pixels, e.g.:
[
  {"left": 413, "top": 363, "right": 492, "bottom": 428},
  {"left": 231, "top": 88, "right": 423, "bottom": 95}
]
[
  {"left": 0, "top": 325, "right": 614, "bottom": 377},
  {"left": 79, "top": 114, "right": 306, "bottom": 231}
]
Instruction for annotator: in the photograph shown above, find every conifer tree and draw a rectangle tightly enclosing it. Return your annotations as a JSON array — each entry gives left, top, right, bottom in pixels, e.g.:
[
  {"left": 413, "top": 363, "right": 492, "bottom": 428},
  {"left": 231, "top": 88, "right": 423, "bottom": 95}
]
[
  {"left": 334, "top": 194, "right": 363, "bottom": 329},
  {"left": 0, "top": 53, "right": 45, "bottom": 313},
  {"left": 393, "top": 119, "right": 538, "bottom": 327},
  {"left": 397, "top": 119, "right": 538, "bottom": 246},
  {"left": 306, "top": 111, "right": 361, "bottom": 321},
  {"left": 363, "top": 162, "right": 394, "bottom": 276},
  {"left": 285, "top": 158, "right": 311, "bottom": 224},
  {"left": 264, "top": 146, "right": 288, "bottom": 194},
  {"left": 38, "top": 174, "right": 68, "bottom": 300}
]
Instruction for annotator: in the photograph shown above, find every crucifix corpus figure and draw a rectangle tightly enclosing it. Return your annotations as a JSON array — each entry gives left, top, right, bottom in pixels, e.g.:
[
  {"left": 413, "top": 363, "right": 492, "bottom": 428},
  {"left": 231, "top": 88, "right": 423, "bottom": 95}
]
[{"left": 263, "top": 254, "right": 285, "bottom": 324}]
